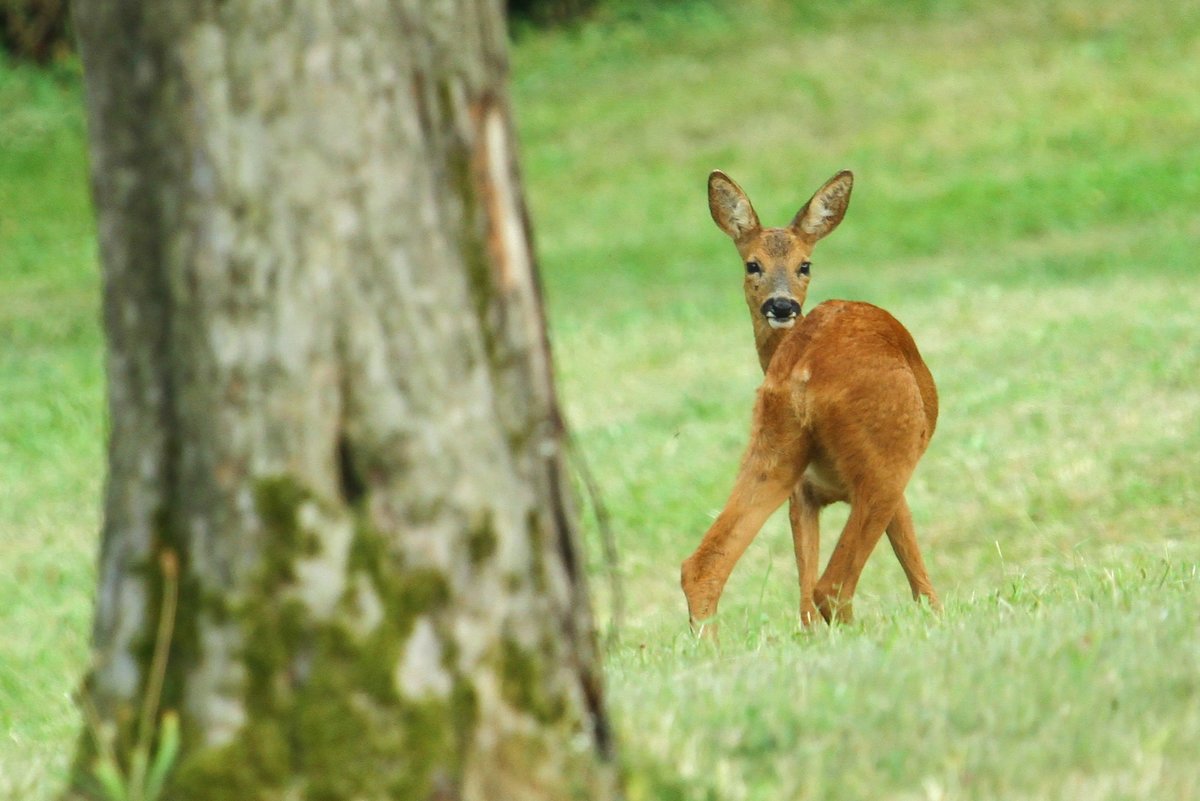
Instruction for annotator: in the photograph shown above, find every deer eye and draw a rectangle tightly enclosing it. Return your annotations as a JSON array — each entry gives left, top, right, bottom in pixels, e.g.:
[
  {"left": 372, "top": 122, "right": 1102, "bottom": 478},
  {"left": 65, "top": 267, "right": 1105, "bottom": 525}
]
[
  {"left": 746, "top": 260, "right": 762, "bottom": 276},
  {"left": 798, "top": 261, "right": 811, "bottom": 276}
]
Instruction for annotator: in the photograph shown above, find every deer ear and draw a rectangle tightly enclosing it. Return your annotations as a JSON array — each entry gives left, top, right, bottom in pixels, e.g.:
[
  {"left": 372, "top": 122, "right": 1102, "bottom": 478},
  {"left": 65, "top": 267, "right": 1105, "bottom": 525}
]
[
  {"left": 708, "top": 170, "right": 761, "bottom": 241},
  {"left": 791, "top": 170, "right": 853, "bottom": 241}
]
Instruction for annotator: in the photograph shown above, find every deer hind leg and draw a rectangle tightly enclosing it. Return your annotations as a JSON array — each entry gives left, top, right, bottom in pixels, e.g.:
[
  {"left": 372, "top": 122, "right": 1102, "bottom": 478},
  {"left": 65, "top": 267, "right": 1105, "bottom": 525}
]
[
  {"left": 884, "top": 495, "right": 941, "bottom": 612},
  {"left": 788, "top": 487, "right": 822, "bottom": 627},
  {"left": 813, "top": 493, "right": 899, "bottom": 624},
  {"left": 681, "top": 403, "right": 810, "bottom": 634}
]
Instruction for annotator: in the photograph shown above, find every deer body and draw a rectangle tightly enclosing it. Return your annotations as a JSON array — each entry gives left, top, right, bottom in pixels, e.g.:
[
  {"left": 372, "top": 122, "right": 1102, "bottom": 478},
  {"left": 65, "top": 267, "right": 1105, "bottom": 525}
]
[{"left": 681, "top": 170, "right": 940, "bottom": 629}]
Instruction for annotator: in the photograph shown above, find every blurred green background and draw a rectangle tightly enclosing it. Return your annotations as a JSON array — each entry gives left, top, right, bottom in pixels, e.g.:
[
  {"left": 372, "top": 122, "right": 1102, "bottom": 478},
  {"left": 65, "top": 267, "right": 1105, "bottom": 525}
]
[{"left": 3, "top": 1, "right": 1199, "bottom": 798}]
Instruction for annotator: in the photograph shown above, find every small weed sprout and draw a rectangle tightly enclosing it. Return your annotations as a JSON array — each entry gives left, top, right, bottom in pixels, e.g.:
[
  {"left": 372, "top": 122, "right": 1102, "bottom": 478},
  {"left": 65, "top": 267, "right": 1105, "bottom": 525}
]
[{"left": 82, "top": 550, "right": 181, "bottom": 801}]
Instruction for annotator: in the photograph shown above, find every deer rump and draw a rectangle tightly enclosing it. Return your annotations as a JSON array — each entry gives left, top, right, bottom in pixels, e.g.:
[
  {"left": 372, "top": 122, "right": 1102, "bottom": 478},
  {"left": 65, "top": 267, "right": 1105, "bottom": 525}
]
[{"left": 758, "top": 299, "right": 937, "bottom": 508}]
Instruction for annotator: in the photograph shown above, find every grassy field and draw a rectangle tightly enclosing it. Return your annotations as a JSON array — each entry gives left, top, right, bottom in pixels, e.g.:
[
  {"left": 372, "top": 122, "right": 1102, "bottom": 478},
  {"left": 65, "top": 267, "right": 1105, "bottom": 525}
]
[
  {"left": 1, "top": 55, "right": 101, "bottom": 798},
  {"left": 3, "top": 0, "right": 1199, "bottom": 798}
]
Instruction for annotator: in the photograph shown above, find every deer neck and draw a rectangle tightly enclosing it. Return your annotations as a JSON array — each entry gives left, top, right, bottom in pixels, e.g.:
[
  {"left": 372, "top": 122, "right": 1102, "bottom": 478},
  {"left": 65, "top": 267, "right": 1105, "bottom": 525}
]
[{"left": 751, "top": 314, "right": 792, "bottom": 373}]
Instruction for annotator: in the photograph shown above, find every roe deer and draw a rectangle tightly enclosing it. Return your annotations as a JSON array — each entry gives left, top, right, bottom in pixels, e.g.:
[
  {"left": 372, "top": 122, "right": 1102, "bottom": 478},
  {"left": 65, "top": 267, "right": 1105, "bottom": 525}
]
[{"left": 680, "top": 169, "right": 940, "bottom": 631}]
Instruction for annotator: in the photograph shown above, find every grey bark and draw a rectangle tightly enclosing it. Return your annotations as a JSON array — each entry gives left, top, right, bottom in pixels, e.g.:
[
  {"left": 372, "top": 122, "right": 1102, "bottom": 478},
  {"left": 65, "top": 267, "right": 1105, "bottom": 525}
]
[{"left": 68, "top": 1, "right": 617, "bottom": 798}]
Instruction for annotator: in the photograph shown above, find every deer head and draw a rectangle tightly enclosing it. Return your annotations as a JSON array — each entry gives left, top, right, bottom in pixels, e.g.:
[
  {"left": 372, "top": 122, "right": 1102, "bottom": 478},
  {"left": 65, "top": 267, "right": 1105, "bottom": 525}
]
[{"left": 708, "top": 170, "right": 854, "bottom": 368}]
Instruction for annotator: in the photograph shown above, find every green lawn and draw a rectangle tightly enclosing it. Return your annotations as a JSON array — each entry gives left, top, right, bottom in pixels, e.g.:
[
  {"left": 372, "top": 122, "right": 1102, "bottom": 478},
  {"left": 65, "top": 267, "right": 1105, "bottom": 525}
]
[
  {"left": 3, "top": 0, "right": 1199, "bottom": 798},
  {"left": 1, "top": 57, "right": 102, "bottom": 798}
]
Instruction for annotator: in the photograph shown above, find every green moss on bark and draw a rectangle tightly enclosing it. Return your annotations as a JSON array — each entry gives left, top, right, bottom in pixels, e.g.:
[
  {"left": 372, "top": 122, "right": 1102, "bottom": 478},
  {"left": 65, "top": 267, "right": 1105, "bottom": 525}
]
[
  {"left": 296, "top": 676, "right": 473, "bottom": 801},
  {"left": 170, "top": 721, "right": 290, "bottom": 801},
  {"left": 163, "top": 475, "right": 478, "bottom": 799},
  {"left": 254, "top": 476, "right": 317, "bottom": 582},
  {"left": 467, "top": 511, "right": 498, "bottom": 565},
  {"left": 500, "top": 636, "right": 567, "bottom": 725}
]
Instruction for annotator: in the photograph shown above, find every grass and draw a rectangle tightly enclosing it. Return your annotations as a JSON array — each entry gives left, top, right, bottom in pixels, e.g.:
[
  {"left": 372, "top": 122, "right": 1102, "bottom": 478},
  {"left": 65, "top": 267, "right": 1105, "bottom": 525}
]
[
  {"left": 2, "top": 0, "right": 1199, "bottom": 797},
  {"left": 613, "top": 555, "right": 1200, "bottom": 801},
  {"left": 0, "top": 56, "right": 102, "bottom": 798}
]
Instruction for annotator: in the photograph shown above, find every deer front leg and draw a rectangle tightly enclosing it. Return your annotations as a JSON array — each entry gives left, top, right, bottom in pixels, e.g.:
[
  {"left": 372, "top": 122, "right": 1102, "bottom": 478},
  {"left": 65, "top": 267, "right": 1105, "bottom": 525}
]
[
  {"left": 789, "top": 486, "right": 822, "bottom": 627},
  {"left": 681, "top": 441, "right": 809, "bottom": 636}
]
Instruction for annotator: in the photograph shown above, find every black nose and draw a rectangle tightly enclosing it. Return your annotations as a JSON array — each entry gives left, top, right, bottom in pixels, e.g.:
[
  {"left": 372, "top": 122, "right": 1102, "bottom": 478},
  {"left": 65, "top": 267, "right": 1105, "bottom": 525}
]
[{"left": 761, "top": 297, "right": 801, "bottom": 320}]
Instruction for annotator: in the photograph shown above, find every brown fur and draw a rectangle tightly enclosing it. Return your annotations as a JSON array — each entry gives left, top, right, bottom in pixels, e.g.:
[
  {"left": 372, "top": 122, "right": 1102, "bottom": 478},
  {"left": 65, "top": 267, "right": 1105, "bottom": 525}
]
[{"left": 681, "top": 170, "right": 940, "bottom": 632}]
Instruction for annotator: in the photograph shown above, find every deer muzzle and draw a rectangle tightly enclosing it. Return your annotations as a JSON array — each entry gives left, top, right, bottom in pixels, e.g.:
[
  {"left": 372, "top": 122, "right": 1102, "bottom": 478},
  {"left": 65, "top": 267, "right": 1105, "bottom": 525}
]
[{"left": 761, "top": 296, "right": 802, "bottom": 329}]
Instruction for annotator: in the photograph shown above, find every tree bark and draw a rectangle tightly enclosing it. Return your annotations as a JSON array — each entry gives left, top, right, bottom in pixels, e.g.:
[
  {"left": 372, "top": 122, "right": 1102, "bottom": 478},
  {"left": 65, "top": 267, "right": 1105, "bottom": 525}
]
[{"left": 68, "top": 1, "right": 617, "bottom": 798}]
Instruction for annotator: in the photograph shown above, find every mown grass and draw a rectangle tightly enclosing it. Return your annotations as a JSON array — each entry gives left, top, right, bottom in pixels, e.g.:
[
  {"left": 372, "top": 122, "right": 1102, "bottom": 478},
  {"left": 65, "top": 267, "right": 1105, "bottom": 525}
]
[
  {"left": 613, "top": 555, "right": 1200, "bottom": 801},
  {"left": 0, "top": 56, "right": 101, "bottom": 799},
  {"left": 2, "top": 0, "right": 1199, "bottom": 798}
]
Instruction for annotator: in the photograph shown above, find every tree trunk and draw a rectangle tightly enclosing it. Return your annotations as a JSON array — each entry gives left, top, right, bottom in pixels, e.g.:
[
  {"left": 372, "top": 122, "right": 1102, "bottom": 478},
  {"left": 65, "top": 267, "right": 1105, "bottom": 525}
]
[{"left": 68, "top": 1, "right": 617, "bottom": 798}]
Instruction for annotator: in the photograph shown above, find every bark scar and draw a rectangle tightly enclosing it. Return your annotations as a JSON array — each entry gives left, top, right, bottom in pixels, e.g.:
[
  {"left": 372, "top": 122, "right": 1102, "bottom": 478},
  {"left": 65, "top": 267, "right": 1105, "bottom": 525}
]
[{"left": 472, "top": 94, "right": 533, "bottom": 294}]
